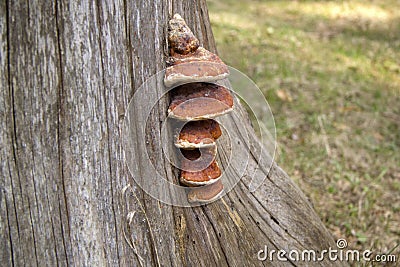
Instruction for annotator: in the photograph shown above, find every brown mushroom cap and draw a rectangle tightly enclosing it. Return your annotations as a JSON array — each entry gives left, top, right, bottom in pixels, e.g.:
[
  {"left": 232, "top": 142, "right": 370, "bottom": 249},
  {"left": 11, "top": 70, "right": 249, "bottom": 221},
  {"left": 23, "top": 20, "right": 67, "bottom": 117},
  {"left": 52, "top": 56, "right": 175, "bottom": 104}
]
[
  {"left": 180, "top": 160, "right": 222, "bottom": 186},
  {"left": 164, "top": 47, "right": 229, "bottom": 88},
  {"left": 168, "top": 83, "right": 234, "bottom": 121},
  {"left": 187, "top": 180, "right": 224, "bottom": 203},
  {"left": 169, "top": 47, "right": 225, "bottom": 65},
  {"left": 176, "top": 120, "right": 222, "bottom": 149},
  {"left": 168, "top": 14, "right": 199, "bottom": 55}
]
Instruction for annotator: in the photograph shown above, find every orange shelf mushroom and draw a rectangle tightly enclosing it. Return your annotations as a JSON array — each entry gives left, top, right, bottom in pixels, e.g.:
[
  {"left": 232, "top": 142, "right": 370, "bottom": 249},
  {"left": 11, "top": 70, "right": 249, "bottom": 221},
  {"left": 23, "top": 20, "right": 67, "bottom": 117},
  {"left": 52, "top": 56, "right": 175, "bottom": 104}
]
[
  {"left": 187, "top": 180, "right": 225, "bottom": 203},
  {"left": 165, "top": 14, "right": 234, "bottom": 203},
  {"left": 175, "top": 119, "right": 222, "bottom": 149},
  {"left": 167, "top": 14, "right": 199, "bottom": 55},
  {"left": 164, "top": 14, "right": 229, "bottom": 88},
  {"left": 180, "top": 159, "right": 221, "bottom": 186},
  {"left": 168, "top": 83, "right": 234, "bottom": 121},
  {"left": 164, "top": 47, "right": 230, "bottom": 88}
]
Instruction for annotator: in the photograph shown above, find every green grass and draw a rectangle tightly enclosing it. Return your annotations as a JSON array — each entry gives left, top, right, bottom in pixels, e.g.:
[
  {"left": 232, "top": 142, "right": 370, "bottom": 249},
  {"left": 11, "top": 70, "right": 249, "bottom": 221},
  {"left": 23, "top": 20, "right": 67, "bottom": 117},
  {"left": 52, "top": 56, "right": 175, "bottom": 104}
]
[{"left": 208, "top": 0, "right": 400, "bottom": 256}]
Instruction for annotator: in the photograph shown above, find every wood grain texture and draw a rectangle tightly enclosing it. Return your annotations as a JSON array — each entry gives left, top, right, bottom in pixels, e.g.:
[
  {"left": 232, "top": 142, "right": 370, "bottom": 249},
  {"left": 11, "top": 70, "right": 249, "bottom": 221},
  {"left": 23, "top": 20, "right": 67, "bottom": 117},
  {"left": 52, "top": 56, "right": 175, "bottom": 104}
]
[{"left": 0, "top": 0, "right": 346, "bottom": 266}]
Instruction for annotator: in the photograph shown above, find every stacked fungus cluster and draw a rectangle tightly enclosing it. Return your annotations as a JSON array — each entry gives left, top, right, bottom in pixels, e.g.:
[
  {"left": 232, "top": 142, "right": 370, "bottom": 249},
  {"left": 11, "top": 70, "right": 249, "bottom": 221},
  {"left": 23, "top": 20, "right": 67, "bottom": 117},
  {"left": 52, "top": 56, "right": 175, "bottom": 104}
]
[{"left": 164, "top": 14, "right": 234, "bottom": 203}]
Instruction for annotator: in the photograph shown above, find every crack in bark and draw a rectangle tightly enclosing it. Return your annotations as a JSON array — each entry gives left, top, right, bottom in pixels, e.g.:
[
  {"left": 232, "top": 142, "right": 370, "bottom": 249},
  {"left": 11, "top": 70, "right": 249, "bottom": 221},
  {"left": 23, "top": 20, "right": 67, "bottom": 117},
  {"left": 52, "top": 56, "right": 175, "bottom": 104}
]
[
  {"left": 43, "top": 161, "right": 60, "bottom": 267},
  {"left": 124, "top": 0, "right": 134, "bottom": 99},
  {"left": 202, "top": 206, "right": 230, "bottom": 266},
  {"left": 4, "top": 1, "right": 16, "bottom": 265},
  {"left": 26, "top": 9, "right": 40, "bottom": 260},
  {"left": 6, "top": 162, "right": 15, "bottom": 266},
  {"left": 94, "top": 0, "right": 121, "bottom": 264},
  {"left": 6, "top": 1, "right": 28, "bottom": 265},
  {"left": 54, "top": 0, "right": 72, "bottom": 265}
]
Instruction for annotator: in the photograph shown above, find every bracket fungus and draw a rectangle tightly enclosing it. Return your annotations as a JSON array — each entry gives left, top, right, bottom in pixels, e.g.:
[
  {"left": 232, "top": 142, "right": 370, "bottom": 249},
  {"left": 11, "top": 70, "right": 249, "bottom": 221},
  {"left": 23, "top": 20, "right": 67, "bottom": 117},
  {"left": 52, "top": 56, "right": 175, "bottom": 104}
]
[
  {"left": 165, "top": 15, "right": 229, "bottom": 88},
  {"left": 187, "top": 180, "right": 224, "bottom": 203},
  {"left": 176, "top": 120, "right": 222, "bottom": 149},
  {"left": 165, "top": 14, "right": 234, "bottom": 203},
  {"left": 180, "top": 160, "right": 221, "bottom": 186},
  {"left": 164, "top": 47, "right": 230, "bottom": 88},
  {"left": 168, "top": 14, "right": 199, "bottom": 55},
  {"left": 168, "top": 83, "right": 234, "bottom": 121}
]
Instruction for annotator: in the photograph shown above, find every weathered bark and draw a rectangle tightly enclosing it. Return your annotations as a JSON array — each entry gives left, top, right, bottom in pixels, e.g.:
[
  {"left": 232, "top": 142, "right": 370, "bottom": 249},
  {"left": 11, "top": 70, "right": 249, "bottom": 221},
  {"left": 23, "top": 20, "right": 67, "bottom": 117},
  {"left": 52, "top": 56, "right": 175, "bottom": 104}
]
[{"left": 0, "top": 0, "right": 345, "bottom": 266}]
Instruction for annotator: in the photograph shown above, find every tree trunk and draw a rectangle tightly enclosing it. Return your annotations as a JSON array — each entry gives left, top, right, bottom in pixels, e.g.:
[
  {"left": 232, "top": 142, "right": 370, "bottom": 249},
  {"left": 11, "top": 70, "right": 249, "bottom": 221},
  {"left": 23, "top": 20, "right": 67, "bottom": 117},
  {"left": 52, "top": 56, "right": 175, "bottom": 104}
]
[{"left": 0, "top": 0, "right": 344, "bottom": 266}]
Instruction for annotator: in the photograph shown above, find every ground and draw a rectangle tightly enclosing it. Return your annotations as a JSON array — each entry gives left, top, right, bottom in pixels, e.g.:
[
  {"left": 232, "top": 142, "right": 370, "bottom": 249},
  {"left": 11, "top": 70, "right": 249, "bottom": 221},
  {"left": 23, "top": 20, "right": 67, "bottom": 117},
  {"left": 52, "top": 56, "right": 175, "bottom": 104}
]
[{"left": 208, "top": 0, "right": 400, "bottom": 261}]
